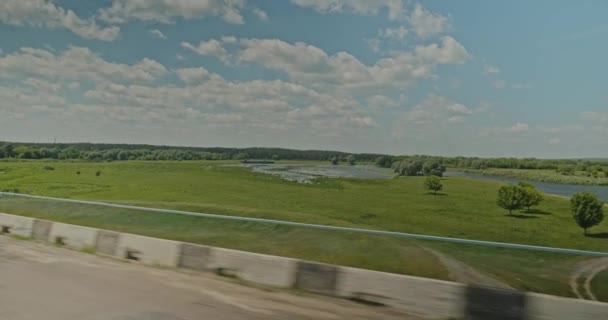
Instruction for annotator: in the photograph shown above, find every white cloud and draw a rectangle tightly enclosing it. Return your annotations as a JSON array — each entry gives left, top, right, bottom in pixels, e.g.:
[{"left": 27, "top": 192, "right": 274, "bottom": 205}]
[
  {"left": 148, "top": 29, "right": 167, "bottom": 39},
  {"left": 0, "top": 0, "right": 119, "bottom": 41},
  {"left": 98, "top": 0, "right": 246, "bottom": 25},
  {"left": 379, "top": 25, "right": 408, "bottom": 41},
  {"left": 401, "top": 95, "right": 471, "bottom": 125},
  {"left": 582, "top": 111, "right": 608, "bottom": 123},
  {"left": 493, "top": 80, "right": 506, "bottom": 89},
  {"left": 413, "top": 36, "right": 469, "bottom": 64},
  {"left": 483, "top": 64, "right": 500, "bottom": 74},
  {"left": 537, "top": 125, "right": 584, "bottom": 134},
  {"left": 0, "top": 46, "right": 166, "bottom": 83},
  {"left": 237, "top": 36, "right": 469, "bottom": 91},
  {"left": 408, "top": 3, "right": 449, "bottom": 38},
  {"left": 175, "top": 67, "right": 222, "bottom": 85},
  {"left": 252, "top": 8, "right": 269, "bottom": 21},
  {"left": 176, "top": 54, "right": 186, "bottom": 61},
  {"left": 290, "top": 0, "right": 405, "bottom": 20},
  {"left": 181, "top": 40, "right": 230, "bottom": 63},
  {"left": 365, "top": 38, "right": 382, "bottom": 53},
  {"left": 367, "top": 95, "right": 398, "bottom": 109},
  {"left": 221, "top": 36, "right": 238, "bottom": 44},
  {"left": 509, "top": 122, "right": 529, "bottom": 133},
  {"left": 548, "top": 138, "right": 561, "bottom": 145}
]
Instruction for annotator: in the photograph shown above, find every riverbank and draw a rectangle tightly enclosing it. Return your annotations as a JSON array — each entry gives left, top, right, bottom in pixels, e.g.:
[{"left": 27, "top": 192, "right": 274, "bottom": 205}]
[{"left": 460, "top": 168, "right": 608, "bottom": 186}]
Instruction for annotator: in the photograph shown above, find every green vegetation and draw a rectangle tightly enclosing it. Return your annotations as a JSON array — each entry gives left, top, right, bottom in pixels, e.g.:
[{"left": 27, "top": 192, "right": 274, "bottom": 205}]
[
  {"left": 497, "top": 185, "right": 527, "bottom": 215},
  {"left": 592, "top": 270, "right": 608, "bottom": 302},
  {"left": 463, "top": 168, "right": 608, "bottom": 186},
  {"left": 0, "top": 160, "right": 607, "bottom": 299},
  {"left": 518, "top": 182, "right": 544, "bottom": 211},
  {"left": 424, "top": 176, "right": 443, "bottom": 194},
  {"left": 571, "top": 193, "right": 605, "bottom": 235}
]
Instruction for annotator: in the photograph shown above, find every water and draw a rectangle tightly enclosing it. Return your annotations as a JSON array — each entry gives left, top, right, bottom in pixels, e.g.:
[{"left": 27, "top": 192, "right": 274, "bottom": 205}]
[
  {"left": 243, "top": 164, "right": 393, "bottom": 183},
  {"left": 446, "top": 171, "right": 608, "bottom": 202}
]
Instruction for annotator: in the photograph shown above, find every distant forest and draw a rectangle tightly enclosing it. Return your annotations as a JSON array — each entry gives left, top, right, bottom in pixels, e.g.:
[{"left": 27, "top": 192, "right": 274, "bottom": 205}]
[{"left": 0, "top": 142, "right": 606, "bottom": 171}]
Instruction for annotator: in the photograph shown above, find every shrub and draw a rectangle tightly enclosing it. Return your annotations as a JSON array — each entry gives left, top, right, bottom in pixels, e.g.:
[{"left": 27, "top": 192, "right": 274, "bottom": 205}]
[{"left": 43, "top": 165, "right": 55, "bottom": 171}]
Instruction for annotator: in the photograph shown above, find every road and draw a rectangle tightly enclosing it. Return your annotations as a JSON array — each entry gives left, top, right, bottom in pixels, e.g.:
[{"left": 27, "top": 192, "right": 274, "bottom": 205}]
[{"left": 0, "top": 236, "right": 414, "bottom": 320}]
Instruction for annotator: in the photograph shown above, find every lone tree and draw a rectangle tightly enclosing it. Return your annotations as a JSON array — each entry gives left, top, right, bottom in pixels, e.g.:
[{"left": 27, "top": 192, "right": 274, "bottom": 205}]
[
  {"left": 497, "top": 184, "right": 526, "bottom": 215},
  {"left": 330, "top": 156, "right": 339, "bottom": 165},
  {"left": 346, "top": 154, "right": 356, "bottom": 165},
  {"left": 424, "top": 176, "right": 443, "bottom": 195},
  {"left": 517, "top": 181, "right": 544, "bottom": 212},
  {"left": 571, "top": 192, "right": 604, "bottom": 235}
]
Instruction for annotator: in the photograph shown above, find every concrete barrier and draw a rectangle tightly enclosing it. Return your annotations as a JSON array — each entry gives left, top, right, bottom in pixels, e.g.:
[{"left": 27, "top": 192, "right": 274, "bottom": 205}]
[
  {"left": 337, "top": 267, "right": 466, "bottom": 319},
  {"left": 178, "top": 243, "right": 212, "bottom": 271},
  {"left": 0, "top": 212, "right": 35, "bottom": 237},
  {"left": 116, "top": 233, "right": 180, "bottom": 267},
  {"left": 95, "top": 230, "right": 120, "bottom": 256},
  {"left": 31, "top": 219, "right": 52, "bottom": 241},
  {"left": 465, "top": 285, "right": 527, "bottom": 320},
  {"left": 527, "top": 293, "right": 608, "bottom": 320},
  {"left": 49, "top": 222, "right": 98, "bottom": 249},
  {"left": 209, "top": 247, "right": 297, "bottom": 287},
  {"left": 295, "top": 261, "right": 340, "bottom": 295},
  {"left": 2, "top": 212, "right": 608, "bottom": 319}
]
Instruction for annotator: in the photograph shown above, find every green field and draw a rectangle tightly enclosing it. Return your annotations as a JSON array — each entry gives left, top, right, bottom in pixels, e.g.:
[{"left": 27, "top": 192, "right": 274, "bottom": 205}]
[{"left": 0, "top": 160, "right": 607, "bottom": 299}]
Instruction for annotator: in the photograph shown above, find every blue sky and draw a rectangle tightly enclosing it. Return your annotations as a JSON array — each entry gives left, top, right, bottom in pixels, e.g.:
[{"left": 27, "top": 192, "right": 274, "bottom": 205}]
[{"left": 1, "top": 0, "right": 607, "bottom": 157}]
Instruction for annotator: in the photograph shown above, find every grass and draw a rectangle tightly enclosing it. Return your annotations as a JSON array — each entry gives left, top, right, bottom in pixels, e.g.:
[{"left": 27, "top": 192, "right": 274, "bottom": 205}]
[
  {"left": 0, "top": 160, "right": 607, "bottom": 299},
  {"left": 592, "top": 270, "right": 608, "bottom": 302},
  {"left": 463, "top": 168, "right": 608, "bottom": 185}
]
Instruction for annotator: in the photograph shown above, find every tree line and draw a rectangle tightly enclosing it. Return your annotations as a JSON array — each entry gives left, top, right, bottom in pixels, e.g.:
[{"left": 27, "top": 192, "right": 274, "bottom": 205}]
[
  {"left": 376, "top": 155, "right": 607, "bottom": 176},
  {"left": 1, "top": 142, "right": 607, "bottom": 170},
  {"left": 0, "top": 142, "right": 383, "bottom": 162}
]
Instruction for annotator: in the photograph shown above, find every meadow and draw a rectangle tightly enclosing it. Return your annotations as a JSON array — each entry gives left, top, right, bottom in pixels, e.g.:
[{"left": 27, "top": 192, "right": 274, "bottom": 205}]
[{"left": 0, "top": 160, "right": 607, "bottom": 299}]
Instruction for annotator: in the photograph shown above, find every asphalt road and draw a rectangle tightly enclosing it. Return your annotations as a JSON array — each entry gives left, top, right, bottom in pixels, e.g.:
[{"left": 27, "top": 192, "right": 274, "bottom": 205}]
[{"left": 0, "top": 236, "right": 413, "bottom": 320}]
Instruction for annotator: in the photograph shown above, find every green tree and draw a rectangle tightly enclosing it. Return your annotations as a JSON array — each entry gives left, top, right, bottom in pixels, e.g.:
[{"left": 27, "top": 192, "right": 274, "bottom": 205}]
[
  {"left": 571, "top": 192, "right": 604, "bottom": 235},
  {"left": 424, "top": 176, "right": 443, "bottom": 194},
  {"left": 330, "top": 156, "right": 339, "bottom": 165},
  {"left": 422, "top": 161, "right": 446, "bottom": 177},
  {"left": 497, "top": 185, "right": 526, "bottom": 215},
  {"left": 346, "top": 154, "right": 356, "bottom": 165},
  {"left": 517, "top": 182, "right": 544, "bottom": 211},
  {"left": 271, "top": 154, "right": 279, "bottom": 161}
]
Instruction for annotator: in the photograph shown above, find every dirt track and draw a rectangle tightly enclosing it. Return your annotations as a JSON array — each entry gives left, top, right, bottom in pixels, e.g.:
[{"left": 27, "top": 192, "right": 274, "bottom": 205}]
[{"left": 0, "top": 236, "right": 416, "bottom": 320}]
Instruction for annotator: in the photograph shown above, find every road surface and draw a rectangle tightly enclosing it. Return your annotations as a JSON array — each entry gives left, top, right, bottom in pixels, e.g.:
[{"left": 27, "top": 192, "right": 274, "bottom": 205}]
[{"left": 0, "top": 236, "right": 414, "bottom": 320}]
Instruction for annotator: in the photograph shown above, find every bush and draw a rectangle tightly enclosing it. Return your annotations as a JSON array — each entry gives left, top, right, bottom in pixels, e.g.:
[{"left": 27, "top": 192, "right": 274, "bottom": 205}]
[
  {"left": 424, "top": 176, "right": 443, "bottom": 194},
  {"left": 43, "top": 165, "right": 55, "bottom": 171},
  {"left": 95, "top": 171, "right": 101, "bottom": 176}
]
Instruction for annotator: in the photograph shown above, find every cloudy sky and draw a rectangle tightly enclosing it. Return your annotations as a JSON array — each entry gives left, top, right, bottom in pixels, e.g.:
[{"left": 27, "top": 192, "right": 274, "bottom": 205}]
[{"left": 1, "top": 0, "right": 607, "bottom": 157}]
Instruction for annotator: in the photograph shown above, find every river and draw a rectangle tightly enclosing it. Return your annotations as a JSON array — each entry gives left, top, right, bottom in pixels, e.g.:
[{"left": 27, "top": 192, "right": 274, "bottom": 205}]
[{"left": 445, "top": 171, "right": 608, "bottom": 202}]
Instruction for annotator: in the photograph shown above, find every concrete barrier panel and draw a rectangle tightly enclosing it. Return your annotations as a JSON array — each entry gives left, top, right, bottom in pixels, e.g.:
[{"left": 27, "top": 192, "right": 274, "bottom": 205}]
[
  {"left": 49, "top": 222, "right": 98, "bottom": 250},
  {"left": 465, "top": 285, "right": 527, "bottom": 320},
  {"left": 178, "top": 243, "right": 212, "bottom": 271},
  {"left": 116, "top": 233, "right": 180, "bottom": 267},
  {"left": 295, "top": 261, "right": 340, "bottom": 295},
  {"left": 337, "top": 267, "right": 466, "bottom": 319},
  {"left": 209, "top": 248, "right": 297, "bottom": 287},
  {"left": 527, "top": 293, "right": 608, "bottom": 320},
  {"left": 31, "top": 219, "right": 52, "bottom": 241},
  {"left": 0, "top": 212, "right": 35, "bottom": 237},
  {"left": 95, "top": 230, "right": 120, "bottom": 256}
]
